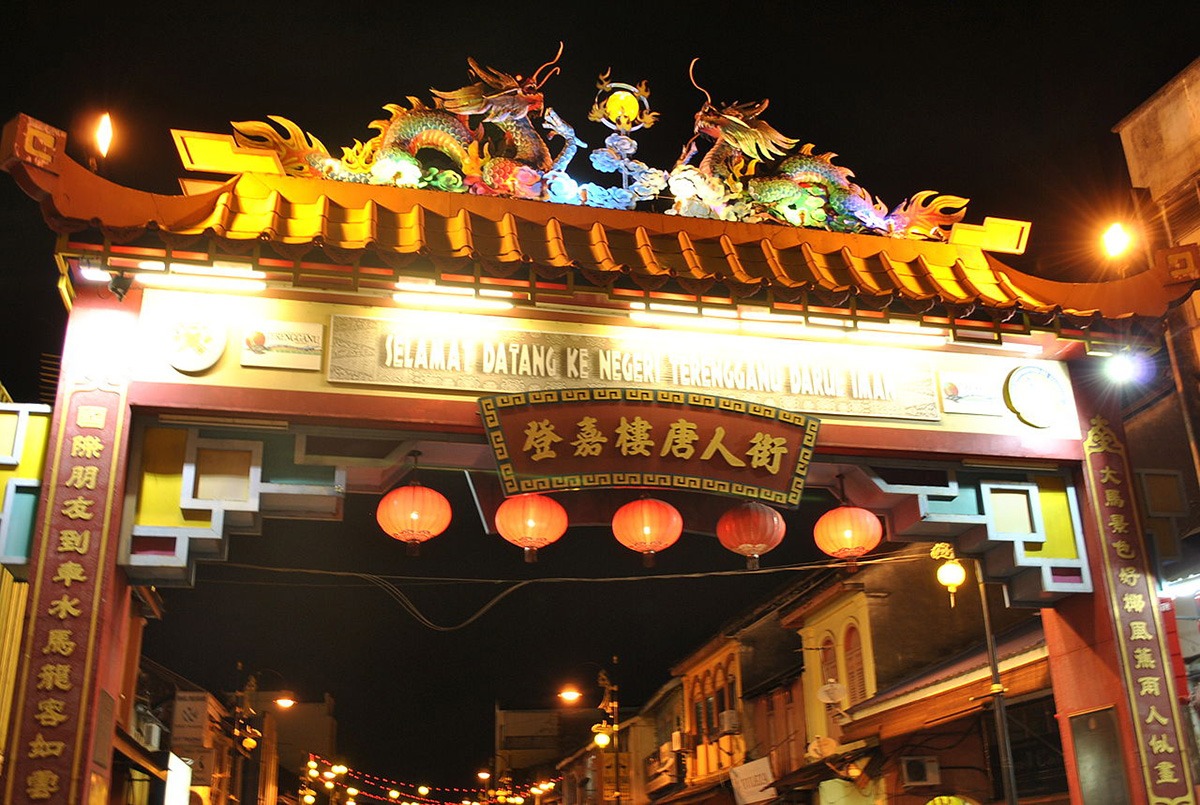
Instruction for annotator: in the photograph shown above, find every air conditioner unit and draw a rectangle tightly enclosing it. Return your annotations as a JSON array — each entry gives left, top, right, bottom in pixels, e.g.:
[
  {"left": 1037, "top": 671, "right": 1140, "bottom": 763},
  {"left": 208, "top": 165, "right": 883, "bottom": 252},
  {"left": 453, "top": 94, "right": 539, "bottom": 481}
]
[
  {"left": 671, "top": 730, "right": 696, "bottom": 752},
  {"left": 900, "top": 757, "right": 940, "bottom": 787},
  {"left": 717, "top": 709, "right": 741, "bottom": 735},
  {"left": 141, "top": 722, "right": 163, "bottom": 751}
]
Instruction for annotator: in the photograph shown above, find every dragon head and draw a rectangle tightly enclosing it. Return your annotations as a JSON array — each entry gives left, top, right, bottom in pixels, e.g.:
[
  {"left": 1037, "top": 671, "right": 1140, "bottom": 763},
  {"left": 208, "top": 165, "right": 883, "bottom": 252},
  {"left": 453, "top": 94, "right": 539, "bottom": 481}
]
[
  {"left": 687, "top": 59, "right": 798, "bottom": 162},
  {"left": 433, "top": 43, "right": 563, "bottom": 123}
]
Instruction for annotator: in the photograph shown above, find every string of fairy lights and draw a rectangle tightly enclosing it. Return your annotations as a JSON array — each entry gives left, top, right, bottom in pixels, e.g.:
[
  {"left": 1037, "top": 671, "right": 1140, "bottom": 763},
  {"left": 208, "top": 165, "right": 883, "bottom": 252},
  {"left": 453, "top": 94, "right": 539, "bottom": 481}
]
[{"left": 302, "top": 756, "right": 561, "bottom": 805}]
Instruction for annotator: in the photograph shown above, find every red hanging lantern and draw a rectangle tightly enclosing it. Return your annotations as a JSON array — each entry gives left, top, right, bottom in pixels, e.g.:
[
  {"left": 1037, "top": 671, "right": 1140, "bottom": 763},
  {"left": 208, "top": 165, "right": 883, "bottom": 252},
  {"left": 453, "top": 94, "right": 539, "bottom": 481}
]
[
  {"left": 813, "top": 506, "right": 882, "bottom": 566},
  {"left": 612, "top": 498, "right": 682, "bottom": 566},
  {"left": 376, "top": 483, "right": 452, "bottom": 555},
  {"left": 717, "top": 501, "right": 786, "bottom": 569},
  {"left": 495, "top": 493, "right": 568, "bottom": 563}
]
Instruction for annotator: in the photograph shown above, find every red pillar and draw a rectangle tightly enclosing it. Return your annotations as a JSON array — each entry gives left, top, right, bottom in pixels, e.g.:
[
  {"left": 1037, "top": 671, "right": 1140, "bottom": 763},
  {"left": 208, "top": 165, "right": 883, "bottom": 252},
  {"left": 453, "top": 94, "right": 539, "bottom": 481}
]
[
  {"left": 3, "top": 291, "right": 140, "bottom": 805},
  {"left": 1043, "top": 376, "right": 1196, "bottom": 804}
]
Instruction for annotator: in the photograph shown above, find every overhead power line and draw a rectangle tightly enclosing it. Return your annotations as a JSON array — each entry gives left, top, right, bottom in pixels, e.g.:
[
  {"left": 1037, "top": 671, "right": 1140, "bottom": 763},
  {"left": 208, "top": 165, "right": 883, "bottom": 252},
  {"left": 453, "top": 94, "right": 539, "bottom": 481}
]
[{"left": 194, "top": 553, "right": 923, "bottom": 631}]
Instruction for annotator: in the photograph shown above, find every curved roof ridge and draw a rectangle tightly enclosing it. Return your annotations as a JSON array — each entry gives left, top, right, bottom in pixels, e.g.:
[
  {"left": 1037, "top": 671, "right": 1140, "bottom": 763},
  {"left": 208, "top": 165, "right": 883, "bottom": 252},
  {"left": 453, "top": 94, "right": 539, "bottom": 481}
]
[{"left": 2, "top": 116, "right": 1193, "bottom": 325}]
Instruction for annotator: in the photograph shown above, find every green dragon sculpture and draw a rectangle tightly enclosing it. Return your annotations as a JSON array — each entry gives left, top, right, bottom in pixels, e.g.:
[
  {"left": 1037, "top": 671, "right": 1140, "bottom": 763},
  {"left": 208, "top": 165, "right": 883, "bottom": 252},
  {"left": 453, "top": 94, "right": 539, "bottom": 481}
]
[
  {"left": 227, "top": 50, "right": 968, "bottom": 239},
  {"left": 230, "top": 44, "right": 583, "bottom": 199},
  {"left": 669, "top": 60, "right": 968, "bottom": 239}
]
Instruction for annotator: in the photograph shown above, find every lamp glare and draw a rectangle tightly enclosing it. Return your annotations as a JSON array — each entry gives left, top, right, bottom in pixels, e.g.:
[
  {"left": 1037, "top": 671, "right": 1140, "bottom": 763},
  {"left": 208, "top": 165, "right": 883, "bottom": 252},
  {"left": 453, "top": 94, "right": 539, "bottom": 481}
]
[
  {"left": 1105, "top": 352, "right": 1145, "bottom": 384},
  {"left": 1102, "top": 222, "right": 1133, "bottom": 258}
]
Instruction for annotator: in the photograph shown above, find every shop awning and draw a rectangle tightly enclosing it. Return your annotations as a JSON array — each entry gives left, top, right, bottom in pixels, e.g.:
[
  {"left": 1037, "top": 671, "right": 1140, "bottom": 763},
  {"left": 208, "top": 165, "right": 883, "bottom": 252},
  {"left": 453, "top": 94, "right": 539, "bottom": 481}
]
[
  {"left": 652, "top": 780, "right": 734, "bottom": 805},
  {"left": 111, "top": 726, "right": 169, "bottom": 781},
  {"left": 770, "top": 746, "right": 882, "bottom": 791},
  {"left": 840, "top": 629, "right": 1051, "bottom": 743}
]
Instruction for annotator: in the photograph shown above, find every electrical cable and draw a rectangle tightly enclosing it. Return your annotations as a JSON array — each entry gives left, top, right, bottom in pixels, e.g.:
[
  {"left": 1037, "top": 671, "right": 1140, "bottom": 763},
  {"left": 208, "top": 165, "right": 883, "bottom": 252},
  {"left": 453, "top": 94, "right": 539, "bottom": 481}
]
[{"left": 194, "top": 552, "right": 924, "bottom": 631}]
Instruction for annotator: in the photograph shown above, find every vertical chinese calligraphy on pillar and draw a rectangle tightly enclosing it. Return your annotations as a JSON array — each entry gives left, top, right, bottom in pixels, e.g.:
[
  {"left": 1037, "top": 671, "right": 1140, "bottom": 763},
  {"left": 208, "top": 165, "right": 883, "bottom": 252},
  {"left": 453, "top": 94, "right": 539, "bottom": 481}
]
[
  {"left": 1082, "top": 415, "right": 1196, "bottom": 805},
  {"left": 3, "top": 380, "right": 127, "bottom": 805}
]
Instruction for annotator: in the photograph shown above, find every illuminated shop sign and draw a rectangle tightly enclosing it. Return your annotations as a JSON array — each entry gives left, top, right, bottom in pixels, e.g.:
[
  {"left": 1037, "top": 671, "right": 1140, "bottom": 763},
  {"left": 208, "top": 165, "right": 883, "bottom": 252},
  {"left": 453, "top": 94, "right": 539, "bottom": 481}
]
[{"left": 479, "top": 388, "right": 819, "bottom": 504}]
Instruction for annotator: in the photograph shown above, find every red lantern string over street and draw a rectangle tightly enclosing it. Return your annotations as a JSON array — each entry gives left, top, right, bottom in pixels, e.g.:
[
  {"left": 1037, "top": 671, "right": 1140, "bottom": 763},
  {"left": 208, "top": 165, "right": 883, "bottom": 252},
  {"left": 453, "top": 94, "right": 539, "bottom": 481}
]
[
  {"left": 812, "top": 506, "right": 882, "bottom": 565},
  {"left": 716, "top": 501, "right": 786, "bottom": 569},
  {"left": 611, "top": 498, "right": 682, "bottom": 566},
  {"left": 376, "top": 483, "right": 452, "bottom": 555},
  {"left": 495, "top": 493, "right": 569, "bottom": 563}
]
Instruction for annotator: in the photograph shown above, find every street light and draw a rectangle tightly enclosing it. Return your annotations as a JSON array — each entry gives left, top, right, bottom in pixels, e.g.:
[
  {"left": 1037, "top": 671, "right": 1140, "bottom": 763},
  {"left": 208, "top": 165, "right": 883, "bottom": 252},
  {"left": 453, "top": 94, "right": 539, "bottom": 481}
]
[
  {"left": 932, "top": 544, "right": 1018, "bottom": 805},
  {"left": 1101, "top": 222, "right": 1135, "bottom": 259},
  {"left": 559, "top": 661, "right": 622, "bottom": 803},
  {"left": 242, "top": 667, "right": 297, "bottom": 709},
  {"left": 305, "top": 760, "right": 348, "bottom": 805}
]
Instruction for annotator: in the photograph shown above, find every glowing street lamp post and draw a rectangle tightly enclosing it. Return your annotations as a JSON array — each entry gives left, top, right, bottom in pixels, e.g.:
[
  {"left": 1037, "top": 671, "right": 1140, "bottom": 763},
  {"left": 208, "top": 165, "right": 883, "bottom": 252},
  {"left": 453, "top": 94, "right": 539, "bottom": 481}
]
[
  {"left": 933, "top": 545, "right": 1018, "bottom": 805},
  {"left": 560, "top": 665, "right": 622, "bottom": 804}
]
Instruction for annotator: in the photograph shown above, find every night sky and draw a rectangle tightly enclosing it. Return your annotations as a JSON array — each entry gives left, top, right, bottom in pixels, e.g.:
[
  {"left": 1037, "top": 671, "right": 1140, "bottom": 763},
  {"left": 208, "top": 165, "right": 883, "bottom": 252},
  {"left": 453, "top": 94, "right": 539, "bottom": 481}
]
[{"left": 1, "top": 0, "right": 1198, "bottom": 793}]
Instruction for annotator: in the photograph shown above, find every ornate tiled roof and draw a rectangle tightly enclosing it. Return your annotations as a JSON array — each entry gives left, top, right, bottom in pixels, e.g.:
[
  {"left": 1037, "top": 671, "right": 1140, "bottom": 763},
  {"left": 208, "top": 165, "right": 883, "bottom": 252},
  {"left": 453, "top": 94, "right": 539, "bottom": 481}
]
[{"left": 3, "top": 114, "right": 1191, "bottom": 335}]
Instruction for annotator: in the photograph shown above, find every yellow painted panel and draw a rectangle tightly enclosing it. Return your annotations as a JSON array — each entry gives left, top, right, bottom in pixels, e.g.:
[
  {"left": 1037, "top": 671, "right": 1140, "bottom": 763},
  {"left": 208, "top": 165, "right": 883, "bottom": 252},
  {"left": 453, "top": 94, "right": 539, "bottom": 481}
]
[
  {"left": 989, "top": 488, "right": 1035, "bottom": 534},
  {"left": 0, "top": 412, "right": 49, "bottom": 514},
  {"left": 171, "top": 130, "right": 284, "bottom": 175},
  {"left": 1023, "top": 475, "right": 1078, "bottom": 560},
  {"left": 135, "top": 428, "right": 213, "bottom": 529},
  {"left": 0, "top": 568, "right": 29, "bottom": 763},
  {"left": 195, "top": 448, "right": 252, "bottom": 501},
  {"left": 948, "top": 217, "right": 1031, "bottom": 255},
  {"left": 20, "top": 415, "right": 49, "bottom": 471},
  {"left": 0, "top": 413, "right": 17, "bottom": 457}
]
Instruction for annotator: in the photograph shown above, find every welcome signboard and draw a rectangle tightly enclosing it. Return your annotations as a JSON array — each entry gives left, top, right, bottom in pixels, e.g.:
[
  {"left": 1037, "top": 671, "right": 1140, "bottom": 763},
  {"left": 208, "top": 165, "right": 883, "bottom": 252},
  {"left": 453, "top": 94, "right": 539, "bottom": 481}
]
[
  {"left": 329, "top": 313, "right": 939, "bottom": 421},
  {"left": 478, "top": 388, "right": 820, "bottom": 505}
]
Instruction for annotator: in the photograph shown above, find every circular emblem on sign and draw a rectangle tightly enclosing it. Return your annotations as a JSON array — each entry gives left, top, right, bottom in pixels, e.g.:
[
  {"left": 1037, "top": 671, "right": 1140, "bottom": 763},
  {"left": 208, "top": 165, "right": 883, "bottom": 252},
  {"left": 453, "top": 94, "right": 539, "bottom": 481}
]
[
  {"left": 1004, "top": 365, "right": 1069, "bottom": 429},
  {"left": 168, "top": 321, "right": 226, "bottom": 374}
]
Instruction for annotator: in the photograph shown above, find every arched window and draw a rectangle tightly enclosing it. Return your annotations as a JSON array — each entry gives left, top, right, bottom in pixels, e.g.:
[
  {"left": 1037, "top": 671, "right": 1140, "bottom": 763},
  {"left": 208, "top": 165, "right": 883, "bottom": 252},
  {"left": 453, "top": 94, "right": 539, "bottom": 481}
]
[
  {"left": 691, "top": 679, "right": 706, "bottom": 738},
  {"left": 819, "top": 634, "right": 838, "bottom": 686},
  {"left": 844, "top": 624, "right": 867, "bottom": 704}
]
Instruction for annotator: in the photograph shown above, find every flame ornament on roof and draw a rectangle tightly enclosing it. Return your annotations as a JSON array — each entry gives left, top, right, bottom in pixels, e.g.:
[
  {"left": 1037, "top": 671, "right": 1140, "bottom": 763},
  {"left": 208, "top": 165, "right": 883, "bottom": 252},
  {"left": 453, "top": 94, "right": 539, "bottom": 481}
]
[{"left": 228, "top": 48, "right": 966, "bottom": 239}]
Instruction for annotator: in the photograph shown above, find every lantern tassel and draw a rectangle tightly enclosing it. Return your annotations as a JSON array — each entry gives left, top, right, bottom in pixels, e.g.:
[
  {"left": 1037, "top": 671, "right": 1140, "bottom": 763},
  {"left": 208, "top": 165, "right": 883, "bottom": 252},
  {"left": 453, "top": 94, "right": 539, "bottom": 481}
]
[
  {"left": 524, "top": 547, "right": 538, "bottom": 563},
  {"left": 746, "top": 555, "right": 760, "bottom": 571},
  {"left": 406, "top": 541, "right": 420, "bottom": 557},
  {"left": 642, "top": 550, "right": 656, "bottom": 568}
]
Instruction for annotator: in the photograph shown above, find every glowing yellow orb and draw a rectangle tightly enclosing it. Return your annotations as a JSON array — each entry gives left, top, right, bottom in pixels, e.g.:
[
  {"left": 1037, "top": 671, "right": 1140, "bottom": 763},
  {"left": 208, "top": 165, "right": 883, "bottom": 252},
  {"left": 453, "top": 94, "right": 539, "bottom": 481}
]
[{"left": 604, "top": 91, "right": 640, "bottom": 129}]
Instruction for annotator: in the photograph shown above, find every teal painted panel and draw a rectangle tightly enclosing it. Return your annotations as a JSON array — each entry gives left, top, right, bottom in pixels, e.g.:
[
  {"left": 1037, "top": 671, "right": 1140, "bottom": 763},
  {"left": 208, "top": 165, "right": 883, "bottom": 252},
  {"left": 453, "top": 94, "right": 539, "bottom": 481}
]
[
  {"left": 923, "top": 481, "right": 984, "bottom": 517},
  {"left": 2, "top": 485, "right": 40, "bottom": 562}
]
